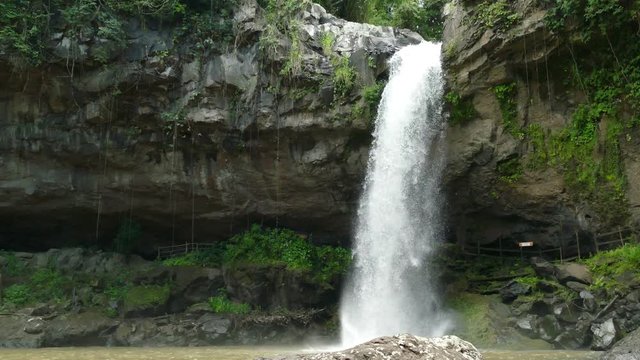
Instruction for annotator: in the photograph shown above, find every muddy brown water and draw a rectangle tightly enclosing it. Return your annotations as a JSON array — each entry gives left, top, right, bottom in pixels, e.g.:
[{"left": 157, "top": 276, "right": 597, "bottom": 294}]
[{"left": 0, "top": 347, "right": 601, "bottom": 360}]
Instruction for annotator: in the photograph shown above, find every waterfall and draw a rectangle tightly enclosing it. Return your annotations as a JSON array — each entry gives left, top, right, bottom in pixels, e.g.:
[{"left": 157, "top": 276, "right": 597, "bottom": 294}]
[{"left": 340, "top": 42, "right": 450, "bottom": 347}]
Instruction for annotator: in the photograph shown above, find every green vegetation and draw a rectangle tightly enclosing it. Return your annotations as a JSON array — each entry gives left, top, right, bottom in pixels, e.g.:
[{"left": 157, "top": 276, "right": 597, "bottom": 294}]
[
  {"left": 2, "top": 284, "right": 31, "bottom": 306},
  {"left": 445, "top": 91, "right": 476, "bottom": 125},
  {"left": 493, "top": 83, "right": 523, "bottom": 138},
  {"left": 472, "top": 0, "right": 521, "bottom": 32},
  {"left": 316, "top": 0, "right": 446, "bottom": 41},
  {"left": 585, "top": 243, "right": 640, "bottom": 294},
  {"left": 0, "top": 251, "right": 27, "bottom": 276},
  {"left": 363, "top": 81, "right": 386, "bottom": 115},
  {"left": 124, "top": 285, "right": 171, "bottom": 309},
  {"left": 208, "top": 292, "right": 251, "bottom": 314},
  {"left": 331, "top": 56, "right": 358, "bottom": 100},
  {"left": 1, "top": 268, "right": 71, "bottom": 307},
  {"left": 162, "top": 246, "right": 225, "bottom": 267},
  {"left": 0, "top": 0, "right": 235, "bottom": 67},
  {"left": 449, "top": 293, "right": 497, "bottom": 347},
  {"left": 514, "top": 0, "right": 640, "bottom": 226},
  {"left": 259, "top": 0, "right": 309, "bottom": 78},
  {"left": 163, "top": 224, "right": 351, "bottom": 287},
  {"left": 114, "top": 219, "right": 142, "bottom": 254},
  {"left": 496, "top": 156, "right": 523, "bottom": 184}
]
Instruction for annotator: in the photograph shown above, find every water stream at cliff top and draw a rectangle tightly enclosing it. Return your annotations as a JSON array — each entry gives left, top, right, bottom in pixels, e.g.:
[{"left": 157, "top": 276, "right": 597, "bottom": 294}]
[{"left": 339, "top": 41, "right": 451, "bottom": 347}]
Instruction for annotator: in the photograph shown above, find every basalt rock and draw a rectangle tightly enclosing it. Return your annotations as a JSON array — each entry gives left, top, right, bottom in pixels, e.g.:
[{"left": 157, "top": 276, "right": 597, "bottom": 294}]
[
  {"left": 259, "top": 334, "right": 484, "bottom": 360},
  {"left": 442, "top": 0, "right": 639, "bottom": 250},
  {"left": 0, "top": 1, "right": 421, "bottom": 251}
]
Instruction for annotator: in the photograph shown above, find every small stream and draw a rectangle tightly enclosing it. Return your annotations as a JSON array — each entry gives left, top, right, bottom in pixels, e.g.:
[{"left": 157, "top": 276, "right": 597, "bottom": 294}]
[{"left": 0, "top": 347, "right": 601, "bottom": 360}]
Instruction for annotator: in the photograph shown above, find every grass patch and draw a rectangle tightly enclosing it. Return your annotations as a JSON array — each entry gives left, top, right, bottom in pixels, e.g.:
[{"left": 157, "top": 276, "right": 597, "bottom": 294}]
[
  {"left": 445, "top": 91, "right": 476, "bottom": 126},
  {"left": 124, "top": 285, "right": 171, "bottom": 309},
  {"left": 209, "top": 292, "right": 251, "bottom": 314},
  {"left": 449, "top": 293, "right": 497, "bottom": 347}
]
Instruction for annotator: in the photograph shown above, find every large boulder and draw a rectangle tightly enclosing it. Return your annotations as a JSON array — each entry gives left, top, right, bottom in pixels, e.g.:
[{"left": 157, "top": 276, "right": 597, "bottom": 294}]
[
  {"left": 601, "top": 326, "right": 640, "bottom": 360},
  {"left": 591, "top": 318, "right": 620, "bottom": 351},
  {"left": 500, "top": 280, "right": 532, "bottom": 303},
  {"left": 259, "top": 334, "right": 483, "bottom": 360},
  {"left": 555, "top": 264, "right": 593, "bottom": 285}
]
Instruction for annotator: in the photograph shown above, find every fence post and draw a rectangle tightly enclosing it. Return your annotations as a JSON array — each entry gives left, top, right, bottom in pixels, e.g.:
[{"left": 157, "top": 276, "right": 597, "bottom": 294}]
[
  {"left": 576, "top": 230, "right": 582, "bottom": 259},
  {"left": 619, "top": 226, "right": 624, "bottom": 246},
  {"left": 559, "top": 247, "right": 563, "bottom": 264}
]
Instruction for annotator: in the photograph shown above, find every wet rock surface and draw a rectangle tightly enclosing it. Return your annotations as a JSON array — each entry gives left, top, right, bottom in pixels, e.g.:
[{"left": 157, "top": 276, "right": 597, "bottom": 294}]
[
  {"left": 0, "top": 248, "right": 334, "bottom": 348},
  {"left": 259, "top": 334, "right": 483, "bottom": 360},
  {"left": 0, "top": 0, "right": 421, "bottom": 250}
]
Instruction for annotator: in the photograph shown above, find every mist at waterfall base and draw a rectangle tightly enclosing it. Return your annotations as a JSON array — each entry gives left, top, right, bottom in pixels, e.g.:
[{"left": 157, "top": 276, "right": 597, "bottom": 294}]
[{"left": 339, "top": 42, "right": 451, "bottom": 347}]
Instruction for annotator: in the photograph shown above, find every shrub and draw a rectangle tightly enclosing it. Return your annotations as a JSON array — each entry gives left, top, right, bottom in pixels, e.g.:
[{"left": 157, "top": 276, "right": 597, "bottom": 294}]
[
  {"left": 124, "top": 285, "right": 171, "bottom": 308},
  {"left": 2, "top": 284, "right": 31, "bottom": 306},
  {"left": 208, "top": 293, "right": 251, "bottom": 314},
  {"left": 224, "top": 224, "right": 313, "bottom": 270},
  {"left": 445, "top": 91, "right": 476, "bottom": 126}
]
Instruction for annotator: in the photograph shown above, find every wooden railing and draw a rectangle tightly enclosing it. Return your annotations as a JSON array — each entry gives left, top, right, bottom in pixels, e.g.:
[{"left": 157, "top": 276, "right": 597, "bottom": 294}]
[
  {"left": 156, "top": 242, "right": 218, "bottom": 260},
  {"left": 462, "top": 225, "right": 638, "bottom": 263}
]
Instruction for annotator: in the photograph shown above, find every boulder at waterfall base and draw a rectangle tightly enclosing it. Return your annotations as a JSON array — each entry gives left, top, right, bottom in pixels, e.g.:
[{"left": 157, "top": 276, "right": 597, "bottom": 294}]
[{"left": 259, "top": 334, "right": 483, "bottom": 360}]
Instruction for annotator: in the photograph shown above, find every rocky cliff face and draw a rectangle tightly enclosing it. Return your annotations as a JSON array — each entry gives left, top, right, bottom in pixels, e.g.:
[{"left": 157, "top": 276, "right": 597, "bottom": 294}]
[
  {"left": 0, "top": 1, "right": 421, "bottom": 251},
  {"left": 442, "top": 0, "right": 640, "bottom": 251}
]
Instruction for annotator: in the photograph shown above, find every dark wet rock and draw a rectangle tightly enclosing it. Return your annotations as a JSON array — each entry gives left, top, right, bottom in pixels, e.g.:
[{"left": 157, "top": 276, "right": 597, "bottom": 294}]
[
  {"left": 580, "top": 291, "right": 598, "bottom": 313},
  {"left": 259, "top": 334, "right": 483, "bottom": 360},
  {"left": 566, "top": 281, "right": 588, "bottom": 292},
  {"left": 602, "top": 326, "right": 640, "bottom": 360},
  {"left": 531, "top": 257, "right": 556, "bottom": 279},
  {"left": 500, "top": 281, "right": 532, "bottom": 303},
  {"left": 23, "top": 318, "right": 45, "bottom": 335},
  {"left": 516, "top": 315, "right": 537, "bottom": 335},
  {"left": 538, "top": 315, "right": 563, "bottom": 341},
  {"left": 553, "top": 319, "right": 591, "bottom": 350},
  {"left": 554, "top": 303, "right": 580, "bottom": 323},
  {"left": 555, "top": 264, "right": 592, "bottom": 285},
  {"left": 0, "top": 0, "right": 421, "bottom": 249},
  {"left": 591, "top": 318, "right": 620, "bottom": 351}
]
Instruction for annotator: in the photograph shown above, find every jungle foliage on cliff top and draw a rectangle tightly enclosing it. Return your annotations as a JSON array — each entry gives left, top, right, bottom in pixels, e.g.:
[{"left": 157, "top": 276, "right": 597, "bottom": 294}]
[
  {"left": 0, "top": 0, "right": 236, "bottom": 65},
  {"left": 316, "top": 0, "right": 446, "bottom": 41}
]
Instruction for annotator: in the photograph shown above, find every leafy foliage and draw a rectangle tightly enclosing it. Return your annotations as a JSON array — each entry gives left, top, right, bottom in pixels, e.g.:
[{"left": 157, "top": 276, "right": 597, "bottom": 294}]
[
  {"left": 496, "top": 156, "right": 523, "bottom": 184},
  {"left": 0, "top": 251, "right": 27, "bottom": 276},
  {"left": 0, "top": 0, "right": 235, "bottom": 66},
  {"left": 208, "top": 291, "right": 251, "bottom": 314},
  {"left": 316, "top": 0, "right": 446, "bottom": 41},
  {"left": 332, "top": 56, "right": 358, "bottom": 100},
  {"left": 2, "top": 284, "right": 31, "bottom": 306},
  {"left": 162, "top": 224, "right": 352, "bottom": 287},
  {"left": 445, "top": 91, "right": 476, "bottom": 125},
  {"left": 162, "top": 246, "right": 225, "bottom": 267},
  {"left": 124, "top": 284, "right": 171, "bottom": 308},
  {"left": 472, "top": 0, "right": 521, "bottom": 32},
  {"left": 493, "top": 83, "right": 523, "bottom": 138},
  {"left": 1, "top": 268, "right": 70, "bottom": 307}
]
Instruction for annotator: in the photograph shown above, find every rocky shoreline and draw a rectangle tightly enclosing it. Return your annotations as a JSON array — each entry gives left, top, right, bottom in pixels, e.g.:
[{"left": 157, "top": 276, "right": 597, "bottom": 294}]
[{"left": 0, "top": 248, "right": 336, "bottom": 347}]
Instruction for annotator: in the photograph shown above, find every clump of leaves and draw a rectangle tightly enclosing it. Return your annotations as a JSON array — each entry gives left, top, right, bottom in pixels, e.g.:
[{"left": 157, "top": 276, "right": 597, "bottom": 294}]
[
  {"left": 473, "top": 0, "right": 521, "bottom": 33},
  {"left": 445, "top": 91, "right": 476, "bottom": 125},
  {"left": 208, "top": 291, "right": 251, "bottom": 314},
  {"left": 493, "top": 83, "right": 522, "bottom": 138}
]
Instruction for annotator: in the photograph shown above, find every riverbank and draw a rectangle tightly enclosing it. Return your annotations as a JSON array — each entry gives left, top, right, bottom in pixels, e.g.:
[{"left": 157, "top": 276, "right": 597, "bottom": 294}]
[
  {"left": 0, "top": 346, "right": 601, "bottom": 360},
  {"left": 0, "top": 246, "right": 339, "bottom": 347}
]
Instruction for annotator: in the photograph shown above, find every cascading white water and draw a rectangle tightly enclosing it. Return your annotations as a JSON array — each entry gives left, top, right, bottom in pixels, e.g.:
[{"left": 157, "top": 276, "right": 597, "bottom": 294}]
[{"left": 340, "top": 42, "right": 450, "bottom": 347}]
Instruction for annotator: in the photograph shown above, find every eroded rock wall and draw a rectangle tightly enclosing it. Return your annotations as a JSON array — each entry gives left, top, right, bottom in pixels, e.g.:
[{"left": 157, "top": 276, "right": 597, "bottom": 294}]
[
  {"left": 0, "top": 1, "right": 421, "bottom": 251},
  {"left": 442, "top": 0, "right": 639, "bottom": 251}
]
